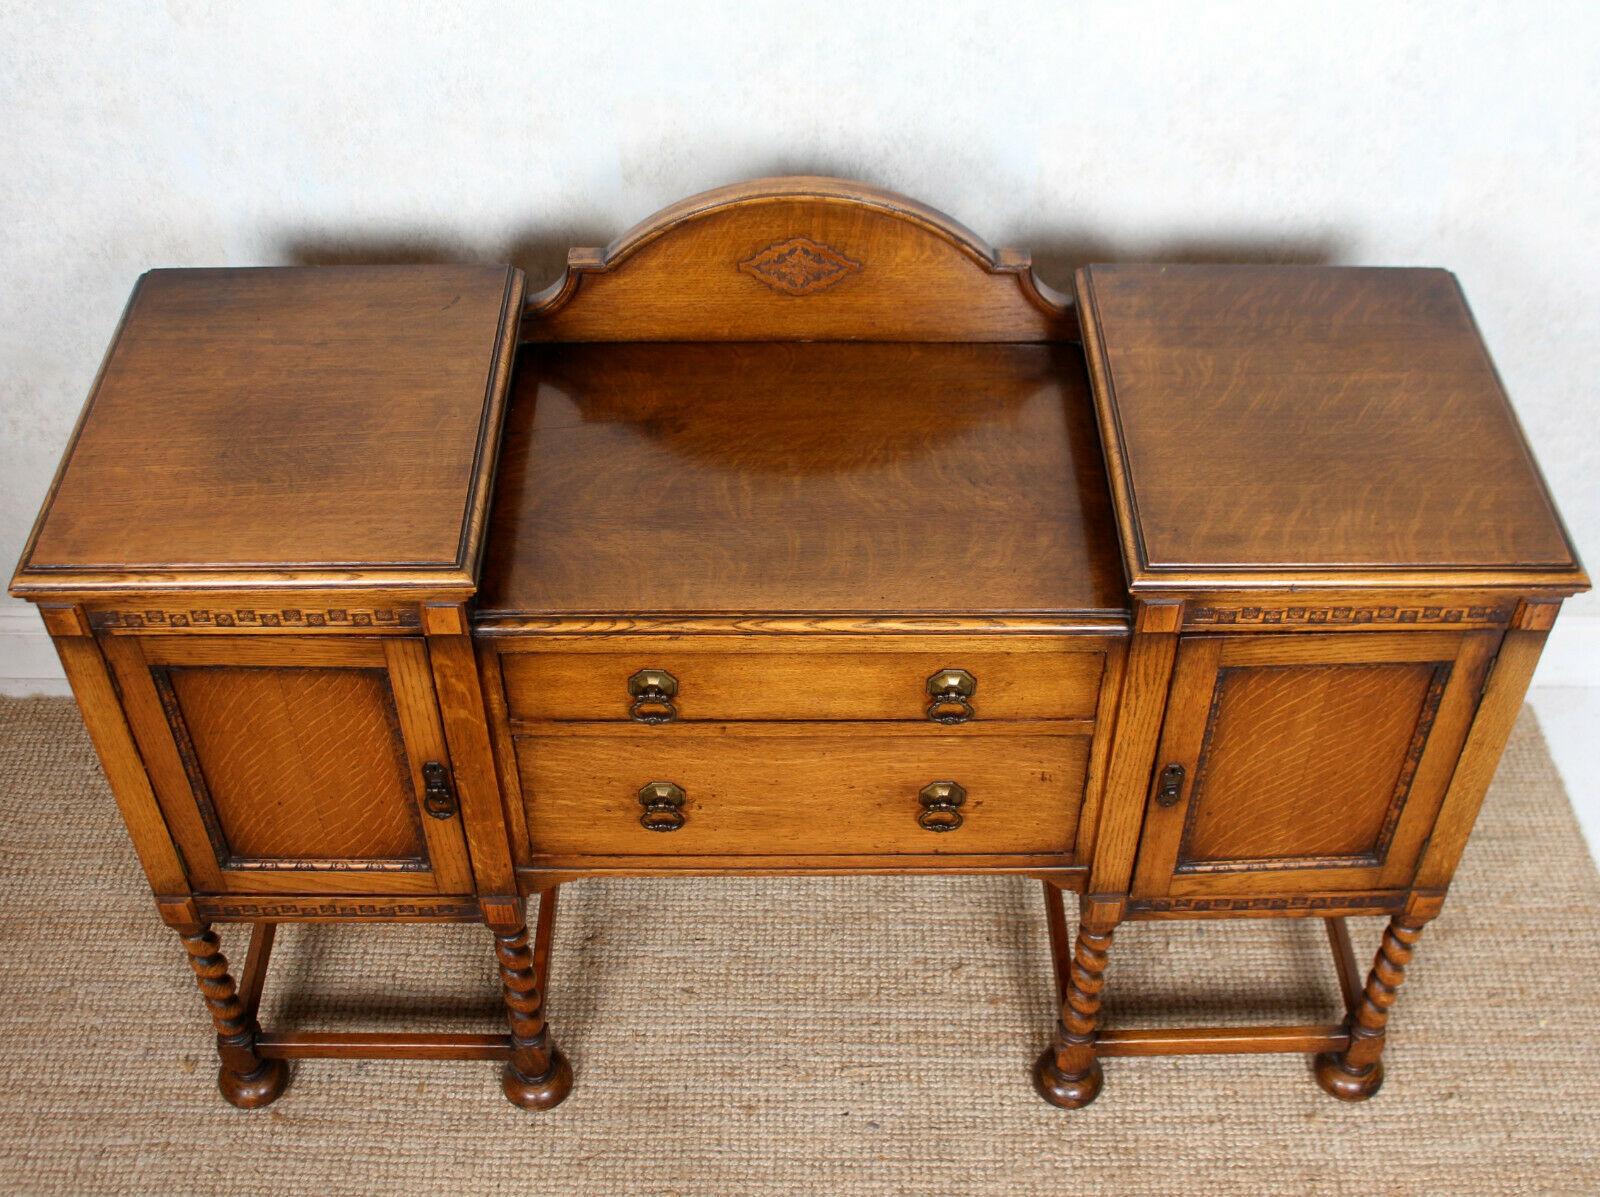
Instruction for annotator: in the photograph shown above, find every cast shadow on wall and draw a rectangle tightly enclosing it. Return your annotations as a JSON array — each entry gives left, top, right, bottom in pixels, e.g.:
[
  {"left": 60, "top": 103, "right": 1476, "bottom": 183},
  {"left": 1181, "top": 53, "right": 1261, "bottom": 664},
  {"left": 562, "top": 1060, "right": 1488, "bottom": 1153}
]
[
  {"left": 279, "top": 192, "right": 1346, "bottom": 297},
  {"left": 281, "top": 229, "right": 1345, "bottom": 298}
]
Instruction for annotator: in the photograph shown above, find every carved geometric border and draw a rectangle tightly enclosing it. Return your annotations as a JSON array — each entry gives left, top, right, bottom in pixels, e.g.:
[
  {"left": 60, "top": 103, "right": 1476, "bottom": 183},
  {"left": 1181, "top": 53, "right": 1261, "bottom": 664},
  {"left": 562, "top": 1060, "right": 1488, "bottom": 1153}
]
[
  {"left": 91, "top": 606, "right": 420, "bottom": 631},
  {"left": 1186, "top": 603, "right": 1512, "bottom": 628},
  {"left": 1128, "top": 893, "right": 1400, "bottom": 916},
  {"left": 195, "top": 897, "right": 483, "bottom": 922}
]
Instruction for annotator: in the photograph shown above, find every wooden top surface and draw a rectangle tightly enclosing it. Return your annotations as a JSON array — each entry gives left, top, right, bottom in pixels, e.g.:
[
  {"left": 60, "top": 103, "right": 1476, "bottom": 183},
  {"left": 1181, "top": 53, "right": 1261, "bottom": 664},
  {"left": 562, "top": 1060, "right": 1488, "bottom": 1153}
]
[
  {"left": 1078, "top": 264, "right": 1586, "bottom": 593},
  {"left": 476, "top": 341, "right": 1127, "bottom": 621},
  {"left": 12, "top": 265, "right": 523, "bottom": 597}
]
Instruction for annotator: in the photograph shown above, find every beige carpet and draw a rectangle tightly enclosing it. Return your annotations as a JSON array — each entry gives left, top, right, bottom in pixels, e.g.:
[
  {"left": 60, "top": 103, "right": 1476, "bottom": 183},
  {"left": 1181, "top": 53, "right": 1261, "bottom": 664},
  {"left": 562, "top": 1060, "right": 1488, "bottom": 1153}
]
[{"left": 1, "top": 697, "right": 1598, "bottom": 1195}]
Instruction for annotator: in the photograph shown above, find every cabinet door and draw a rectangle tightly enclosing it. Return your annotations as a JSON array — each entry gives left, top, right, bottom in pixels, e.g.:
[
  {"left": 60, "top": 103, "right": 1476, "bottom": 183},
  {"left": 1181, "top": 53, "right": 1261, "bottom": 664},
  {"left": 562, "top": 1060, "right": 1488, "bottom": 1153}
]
[
  {"left": 1131, "top": 630, "right": 1497, "bottom": 902},
  {"left": 105, "top": 635, "right": 474, "bottom": 895}
]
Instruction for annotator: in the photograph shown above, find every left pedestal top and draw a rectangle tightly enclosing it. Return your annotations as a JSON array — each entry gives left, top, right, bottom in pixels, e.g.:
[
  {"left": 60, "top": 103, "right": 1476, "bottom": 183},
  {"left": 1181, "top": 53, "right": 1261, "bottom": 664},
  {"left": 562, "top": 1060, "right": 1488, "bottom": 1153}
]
[{"left": 11, "top": 264, "right": 524, "bottom": 599}]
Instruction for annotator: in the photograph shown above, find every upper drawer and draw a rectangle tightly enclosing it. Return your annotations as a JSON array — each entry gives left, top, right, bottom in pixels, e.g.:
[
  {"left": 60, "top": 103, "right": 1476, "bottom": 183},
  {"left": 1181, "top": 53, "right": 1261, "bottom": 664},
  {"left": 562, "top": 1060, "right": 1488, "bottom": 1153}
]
[{"left": 497, "top": 637, "right": 1113, "bottom": 724}]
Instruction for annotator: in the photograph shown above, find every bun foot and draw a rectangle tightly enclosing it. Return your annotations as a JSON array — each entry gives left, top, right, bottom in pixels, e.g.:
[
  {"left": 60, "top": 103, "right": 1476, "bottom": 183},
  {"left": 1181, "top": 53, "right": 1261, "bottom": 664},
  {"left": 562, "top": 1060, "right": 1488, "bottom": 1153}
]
[
  {"left": 502, "top": 1048, "right": 573, "bottom": 1111},
  {"left": 1033, "top": 1047, "right": 1104, "bottom": 1109},
  {"left": 218, "top": 1058, "right": 288, "bottom": 1109},
  {"left": 1313, "top": 1052, "right": 1384, "bottom": 1102}
]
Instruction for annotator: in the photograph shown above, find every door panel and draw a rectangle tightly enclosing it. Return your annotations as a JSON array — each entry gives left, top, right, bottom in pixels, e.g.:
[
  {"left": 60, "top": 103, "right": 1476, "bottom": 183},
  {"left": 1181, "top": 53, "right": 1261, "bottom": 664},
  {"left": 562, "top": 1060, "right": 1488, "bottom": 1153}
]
[
  {"left": 1131, "top": 630, "right": 1497, "bottom": 899},
  {"left": 105, "top": 635, "right": 474, "bottom": 895}
]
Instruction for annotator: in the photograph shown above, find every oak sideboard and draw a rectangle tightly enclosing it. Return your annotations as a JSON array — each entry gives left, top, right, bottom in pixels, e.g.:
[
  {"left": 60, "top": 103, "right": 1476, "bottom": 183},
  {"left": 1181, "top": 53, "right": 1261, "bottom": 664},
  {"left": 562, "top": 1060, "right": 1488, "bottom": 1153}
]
[{"left": 11, "top": 178, "right": 1586, "bottom": 1112}]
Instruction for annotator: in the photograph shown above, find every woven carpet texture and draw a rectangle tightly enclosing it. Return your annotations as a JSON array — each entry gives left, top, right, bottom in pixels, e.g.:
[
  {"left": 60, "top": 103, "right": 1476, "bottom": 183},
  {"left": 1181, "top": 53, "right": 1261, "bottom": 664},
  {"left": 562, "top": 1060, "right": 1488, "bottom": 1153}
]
[{"left": 0, "top": 697, "right": 1597, "bottom": 1195}]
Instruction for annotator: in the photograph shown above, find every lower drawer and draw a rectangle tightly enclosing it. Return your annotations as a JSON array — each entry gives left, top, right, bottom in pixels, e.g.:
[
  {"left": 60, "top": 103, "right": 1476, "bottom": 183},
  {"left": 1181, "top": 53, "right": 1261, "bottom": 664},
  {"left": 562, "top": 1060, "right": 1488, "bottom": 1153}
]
[{"left": 515, "top": 727, "right": 1088, "bottom": 858}]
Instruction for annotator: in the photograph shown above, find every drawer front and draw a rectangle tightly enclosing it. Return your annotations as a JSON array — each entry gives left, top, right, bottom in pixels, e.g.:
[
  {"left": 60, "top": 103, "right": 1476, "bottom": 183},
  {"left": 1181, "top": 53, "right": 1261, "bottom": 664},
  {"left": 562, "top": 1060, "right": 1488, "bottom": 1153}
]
[
  {"left": 516, "top": 728, "right": 1089, "bottom": 858},
  {"left": 500, "top": 639, "right": 1108, "bottom": 724}
]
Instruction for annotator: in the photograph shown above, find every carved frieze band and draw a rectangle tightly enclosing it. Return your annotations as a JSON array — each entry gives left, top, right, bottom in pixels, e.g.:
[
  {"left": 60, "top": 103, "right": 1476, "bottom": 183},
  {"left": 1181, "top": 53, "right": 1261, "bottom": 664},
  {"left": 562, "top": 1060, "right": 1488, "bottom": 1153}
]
[
  {"left": 222, "top": 857, "right": 428, "bottom": 872},
  {"left": 195, "top": 897, "right": 483, "bottom": 922},
  {"left": 1186, "top": 603, "right": 1512, "bottom": 628},
  {"left": 1128, "top": 893, "right": 1400, "bottom": 916},
  {"left": 738, "top": 237, "right": 862, "bottom": 295},
  {"left": 91, "top": 606, "right": 421, "bottom": 631}
]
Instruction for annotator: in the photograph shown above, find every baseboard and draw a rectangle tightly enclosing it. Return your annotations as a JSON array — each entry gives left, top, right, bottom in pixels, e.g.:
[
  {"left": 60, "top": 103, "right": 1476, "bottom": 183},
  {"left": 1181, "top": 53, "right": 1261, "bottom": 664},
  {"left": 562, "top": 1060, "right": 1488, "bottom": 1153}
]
[
  {"left": 0, "top": 608, "right": 70, "bottom": 697},
  {"left": 2, "top": 607, "right": 1596, "bottom": 698}
]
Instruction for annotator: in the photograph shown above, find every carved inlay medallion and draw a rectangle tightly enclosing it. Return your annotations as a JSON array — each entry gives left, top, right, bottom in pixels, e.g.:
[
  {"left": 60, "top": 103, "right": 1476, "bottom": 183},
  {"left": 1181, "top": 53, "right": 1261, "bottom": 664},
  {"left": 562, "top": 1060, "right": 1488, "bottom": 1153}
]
[{"left": 738, "top": 237, "right": 862, "bottom": 295}]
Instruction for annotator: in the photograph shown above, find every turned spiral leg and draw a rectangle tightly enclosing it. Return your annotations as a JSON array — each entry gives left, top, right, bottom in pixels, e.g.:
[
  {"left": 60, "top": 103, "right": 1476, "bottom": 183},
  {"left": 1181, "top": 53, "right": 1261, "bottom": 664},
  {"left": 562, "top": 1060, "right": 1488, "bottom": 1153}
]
[
  {"left": 1314, "top": 914, "right": 1429, "bottom": 1101},
  {"left": 1034, "top": 916, "right": 1116, "bottom": 1108},
  {"left": 179, "top": 925, "right": 287, "bottom": 1109},
  {"left": 494, "top": 889, "right": 573, "bottom": 1110}
]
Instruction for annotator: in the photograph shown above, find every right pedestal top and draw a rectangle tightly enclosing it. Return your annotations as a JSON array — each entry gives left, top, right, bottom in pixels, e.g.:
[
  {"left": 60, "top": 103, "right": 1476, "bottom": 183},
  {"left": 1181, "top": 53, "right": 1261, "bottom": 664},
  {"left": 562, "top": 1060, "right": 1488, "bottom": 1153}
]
[{"left": 1075, "top": 263, "right": 1585, "bottom": 596}]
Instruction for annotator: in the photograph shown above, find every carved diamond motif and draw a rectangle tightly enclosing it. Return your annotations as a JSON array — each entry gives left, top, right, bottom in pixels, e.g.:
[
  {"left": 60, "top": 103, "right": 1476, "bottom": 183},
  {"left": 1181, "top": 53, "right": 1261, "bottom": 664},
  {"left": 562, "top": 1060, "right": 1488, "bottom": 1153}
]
[{"left": 738, "top": 237, "right": 862, "bottom": 295}]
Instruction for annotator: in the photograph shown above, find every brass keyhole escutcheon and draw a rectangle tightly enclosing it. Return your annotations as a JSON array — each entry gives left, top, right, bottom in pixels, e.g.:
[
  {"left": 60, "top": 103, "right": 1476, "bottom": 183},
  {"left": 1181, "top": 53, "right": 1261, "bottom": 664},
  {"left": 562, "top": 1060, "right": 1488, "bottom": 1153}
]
[
  {"left": 629, "top": 669, "right": 679, "bottom": 724},
  {"left": 421, "top": 761, "right": 458, "bottom": 820},
  {"left": 918, "top": 780, "right": 967, "bottom": 831},
  {"left": 1154, "top": 763, "right": 1186, "bottom": 808},
  {"left": 638, "top": 781, "right": 687, "bottom": 831},
  {"left": 926, "top": 668, "right": 977, "bottom": 724}
]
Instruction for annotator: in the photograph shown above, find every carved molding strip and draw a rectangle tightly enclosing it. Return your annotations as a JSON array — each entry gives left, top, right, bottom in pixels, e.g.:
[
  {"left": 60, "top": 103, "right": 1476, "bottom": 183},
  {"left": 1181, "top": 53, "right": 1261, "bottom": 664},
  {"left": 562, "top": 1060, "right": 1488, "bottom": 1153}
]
[
  {"left": 91, "top": 606, "right": 420, "bottom": 631},
  {"left": 1186, "top": 604, "right": 1512, "bottom": 628},
  {"left": 223, "top": 857, "right": 428, "bottom": 873},
  {"left": 1129, "top": 893, "right": 1399, "bottom": 916},
  {"left": 195, "top": 897, "right": 482, "bottom": 922},
  {"left": 738, "top": 237, "right": 862, "bottom": 295}
]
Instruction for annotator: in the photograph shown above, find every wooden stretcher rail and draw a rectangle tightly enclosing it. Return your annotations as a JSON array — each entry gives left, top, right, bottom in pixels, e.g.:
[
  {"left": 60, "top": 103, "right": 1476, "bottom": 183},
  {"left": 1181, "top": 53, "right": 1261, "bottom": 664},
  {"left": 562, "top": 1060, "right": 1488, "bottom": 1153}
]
[
  {"left": 256, "top": 1032, "right": 514, "bottom": 1062},
  {"left": 1096, "top": 1025, "right": 1350, "bottom": 1057}
]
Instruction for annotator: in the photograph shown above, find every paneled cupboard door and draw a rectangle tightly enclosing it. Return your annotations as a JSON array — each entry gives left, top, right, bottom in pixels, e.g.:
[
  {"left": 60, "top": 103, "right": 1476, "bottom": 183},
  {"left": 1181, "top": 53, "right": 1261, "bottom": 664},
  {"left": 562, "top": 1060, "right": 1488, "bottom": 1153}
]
[
  {"left": 1131, "top": 630, "right": 1499, "bottom": 901},
  {"left": 104, "top": 635, "right": 474, "bottom": 895}
]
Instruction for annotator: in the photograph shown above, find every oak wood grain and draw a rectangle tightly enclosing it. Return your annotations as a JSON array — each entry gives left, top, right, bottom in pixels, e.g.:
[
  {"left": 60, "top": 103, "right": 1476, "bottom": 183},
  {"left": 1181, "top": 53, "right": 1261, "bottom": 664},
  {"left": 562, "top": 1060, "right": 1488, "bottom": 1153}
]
[
  {"left": 524, "top": 176, "right": 1071, "bottom": 342},
  {"left": 1132, "top": 630, "right": 1497, "bottom": 900},
  {"left": 1179, "top": 660, "right": 1440, "bottom": 867},
  {"left": 1077, "top": 263, "right": 1587, "bottom": 594},
  {"left": 516, "top": 726, "right": 1088, "bottom": 858},
  {"left": 1414, "top": 627, "right": 1548, "bottom": 888},
  {"left": 163, "top": 664, "right": 425, "bottom": 864},
  {"left": 498, "top": 641, "right": 1106, "bottom": 723},
  {"left": 12, "top": 265, "right": 523, "bottom": 598},
  {"left": 478, "top": 341, "right": 1125, "bottom": 618},
  {"left": 104, "top": 632, "right": 474, "bottom": 895},
  {"left": 51, "top": 634, "right": 191, "bottom": 894}
]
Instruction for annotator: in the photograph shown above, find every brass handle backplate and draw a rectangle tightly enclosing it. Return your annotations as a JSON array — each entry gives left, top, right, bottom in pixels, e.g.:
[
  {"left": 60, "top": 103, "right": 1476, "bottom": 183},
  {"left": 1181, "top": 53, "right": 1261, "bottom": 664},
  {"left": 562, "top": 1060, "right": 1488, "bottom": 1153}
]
[
  {"left": 1154, "top": 763, "right": 1186, "bottom": 808},
  {"left": 629, "top": 669, "right": 679, "bottom": 724},
  {"left": 918, "top": 780, "right": 967, "bottom": 831},
  {"left": 422, "top": 761, "right": 458, "bottom": 820},
  {"left": 638, "top": 781, "right": 687, "bottom": 831},
  {"left": 926, "top": 668, "right": 977, "bottom": 724}
]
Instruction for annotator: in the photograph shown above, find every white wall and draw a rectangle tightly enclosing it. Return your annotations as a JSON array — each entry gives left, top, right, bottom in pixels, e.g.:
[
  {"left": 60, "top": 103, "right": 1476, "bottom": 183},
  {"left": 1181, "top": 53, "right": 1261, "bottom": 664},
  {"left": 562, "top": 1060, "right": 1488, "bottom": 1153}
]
[{"left": 3, "top": 1, "right": 1598, "bottom": 693}]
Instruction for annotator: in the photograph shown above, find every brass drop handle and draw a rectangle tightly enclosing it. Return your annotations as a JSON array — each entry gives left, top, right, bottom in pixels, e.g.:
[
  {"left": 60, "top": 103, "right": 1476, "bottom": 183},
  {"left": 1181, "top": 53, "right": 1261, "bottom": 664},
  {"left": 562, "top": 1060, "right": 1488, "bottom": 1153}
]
[
  {"left": 629, "top": 669, "right": 679, "bottom": 724},
  {"left": 638, "top": 781, "right": 687, "bottom": 831},
  {"left": 1154, "top": 763, "right": 1186, "bottom": 808},
  {"left": 422, "top": 761, "right": 458, "bottom": 820},
  {"left": 918, "top": 781, "right": 966, "bottom": 831},
  {"left": 926, "top": 668, "right": 977, "bottom": 724}
]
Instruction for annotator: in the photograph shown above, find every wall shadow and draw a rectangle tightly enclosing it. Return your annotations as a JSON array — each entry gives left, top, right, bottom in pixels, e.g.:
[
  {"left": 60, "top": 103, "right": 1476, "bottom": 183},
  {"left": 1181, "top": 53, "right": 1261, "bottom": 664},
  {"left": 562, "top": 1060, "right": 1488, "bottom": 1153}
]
[
  {"left": 282, "top": 220, "right": 1349, "bottom": 307},
  {"left": 279, "top": 230, "right": 610, "bottom": 297},
  {"left": 1024, "top": 231, "right": 1349, "bottom": 296}
]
